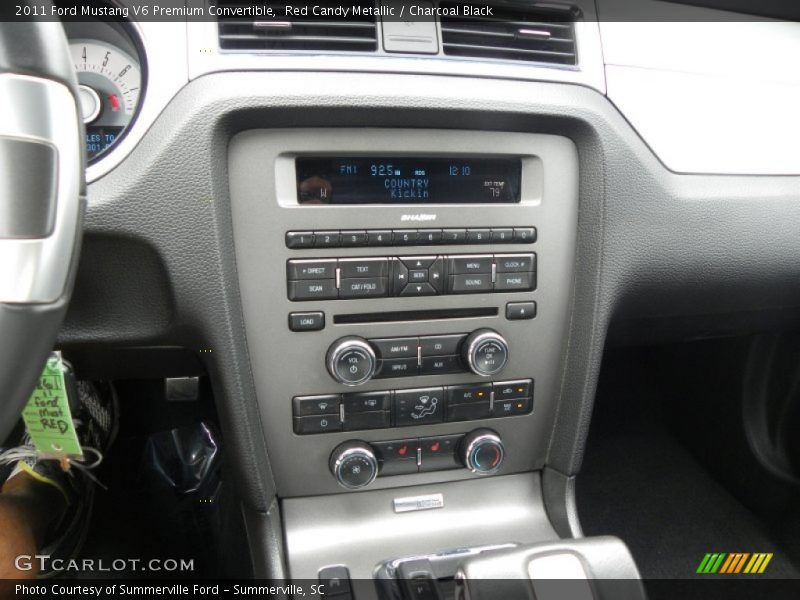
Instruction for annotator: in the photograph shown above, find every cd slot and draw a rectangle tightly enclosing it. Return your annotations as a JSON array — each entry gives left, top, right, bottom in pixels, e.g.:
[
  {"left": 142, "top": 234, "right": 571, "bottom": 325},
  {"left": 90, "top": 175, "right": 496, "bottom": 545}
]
[{"left": 334, "top": 307, "right": 498, "bottom": 325}]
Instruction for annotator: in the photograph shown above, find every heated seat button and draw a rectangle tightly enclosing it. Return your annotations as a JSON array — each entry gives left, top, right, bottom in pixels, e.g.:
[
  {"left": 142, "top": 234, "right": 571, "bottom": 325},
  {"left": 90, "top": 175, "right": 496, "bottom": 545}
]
[
  {"left": 445, "top": 402, "right": 491, "bottom": 422},
  {"left": 338, "top": 258, "right": 388, "bottom": 279},
  {"left": 449, "top": 255, "right": 493, "bottom": 274},
  {"left": 419, "top": 435, "right": 462, "bottom": 472},
  {"left": 495, "top": 272, "right": 536, "bottom": 291},
  {"left": 287, "top": 259, "right": 337, "bottom": 280},
  {"left": 285, "top": 231, "right": 314, "bottom": 249},
  {"left": 492, "top": 397, "right": 533, "bottom": 418},
  {"left": 292, "top": 394, "right": 341, "bottom": 417},
  {"left": 419, "top": 355, "right": 462, "bottom": 375},
  {"left": 419, "top": 335, "right": 465, "bottom": 356},
  {"left": 447, "top": 383, "right": 491, "bottom": 405},
  {"left": 375, "top": 358, "right": 419, "bottom": 378},
  {"left": 288, "top": 280, "right": 338, "bottom": 301},
  {"left": 288, "top": 311, "right": 325, "bottom": 332},
  {"left": 495, "top": 253, "right": 536, "bottom": 273},
  {"left": 373, "top": 439, "right": 418, "bottom": 476},
  {"left": 371, "top": 337, "right": 419, "bottom": 359},
  {"left": 394, "top": 387, "right": 445, "bottom": 426},
  {"left": 339, "top": 277, "right": 388, "bottom": 298},
  {"left": 342, "top": 391, "right": 392, "bottom": 413},
  {"left": 449, "top": 274, "right": 493, "bottom": 294},
  {"left": 293, "top": 414, "right": 342, "bottom": 434},
  {"left": 493, "top": 379, "right": 532, "bottom": 400}
]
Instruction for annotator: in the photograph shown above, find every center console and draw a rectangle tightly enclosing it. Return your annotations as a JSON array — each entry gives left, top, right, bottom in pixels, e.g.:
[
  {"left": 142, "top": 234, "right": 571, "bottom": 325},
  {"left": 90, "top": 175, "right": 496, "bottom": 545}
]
[{"left": 228, "top": 129, "right": 579, "bottom": 578}]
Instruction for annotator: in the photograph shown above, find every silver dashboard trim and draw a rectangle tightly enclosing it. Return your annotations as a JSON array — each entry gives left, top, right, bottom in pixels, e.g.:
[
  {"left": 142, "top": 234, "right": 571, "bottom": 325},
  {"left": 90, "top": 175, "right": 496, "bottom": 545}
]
[
  {"left": 0, "top": 75, "right": 81, "bottom": 304},
  {"left": 393, "top": 492, "right": 445, "bottom": 513}
]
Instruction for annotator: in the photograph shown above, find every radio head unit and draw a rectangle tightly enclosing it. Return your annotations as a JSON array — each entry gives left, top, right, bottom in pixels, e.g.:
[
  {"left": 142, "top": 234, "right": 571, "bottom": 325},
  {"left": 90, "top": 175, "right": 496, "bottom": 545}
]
[{"left": 296, "top": 156, "right": 522, "bottom": 204}]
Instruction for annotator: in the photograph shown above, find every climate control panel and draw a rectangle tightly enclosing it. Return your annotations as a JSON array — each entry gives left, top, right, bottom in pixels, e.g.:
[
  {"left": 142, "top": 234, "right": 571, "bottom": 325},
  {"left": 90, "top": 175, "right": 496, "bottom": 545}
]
[
  {"left": 293, "top": 379, "right": 533, "bottom": 435},
  {"left": 329, "top": 428, "right": 506, "bottom": 489}
]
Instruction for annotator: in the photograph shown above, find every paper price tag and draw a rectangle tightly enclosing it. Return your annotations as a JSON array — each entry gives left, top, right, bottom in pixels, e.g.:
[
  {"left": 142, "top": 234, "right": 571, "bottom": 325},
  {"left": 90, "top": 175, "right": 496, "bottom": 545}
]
[{"left": 21, "top": 352, "right": 83, "bottom": 459}]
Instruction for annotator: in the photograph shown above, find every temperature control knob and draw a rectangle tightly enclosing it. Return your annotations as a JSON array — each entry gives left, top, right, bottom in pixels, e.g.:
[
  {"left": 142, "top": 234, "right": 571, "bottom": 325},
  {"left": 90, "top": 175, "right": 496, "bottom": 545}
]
[
  {"left": 462, "top": 329, "right": 509, "bottom": 377},
  {"left": 326, "top": 336, "right": 378, "bottom": 386},
  {"left": 460, "top": 429, "right": 505, "bottom": 475},
  {"left": 330, "top": 441, "right": 379, "bottom": 489}
]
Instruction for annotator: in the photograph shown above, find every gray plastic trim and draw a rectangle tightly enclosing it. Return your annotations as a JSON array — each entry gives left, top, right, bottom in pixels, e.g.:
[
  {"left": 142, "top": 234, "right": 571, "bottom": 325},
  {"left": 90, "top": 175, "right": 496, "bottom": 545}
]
[{"left": 0, "top": 74, "right": 81, "bottom": 304}]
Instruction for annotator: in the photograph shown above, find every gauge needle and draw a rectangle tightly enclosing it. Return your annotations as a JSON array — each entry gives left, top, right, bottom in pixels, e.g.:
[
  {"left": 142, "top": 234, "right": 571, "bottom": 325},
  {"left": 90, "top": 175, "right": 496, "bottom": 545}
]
[{"left": 108, "top": 94, "right": 120, "bottom": 111}]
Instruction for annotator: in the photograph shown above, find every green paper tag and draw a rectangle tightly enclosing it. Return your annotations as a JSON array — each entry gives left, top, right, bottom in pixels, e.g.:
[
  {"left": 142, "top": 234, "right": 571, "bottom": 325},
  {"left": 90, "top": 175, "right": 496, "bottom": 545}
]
[{"left": 21, "top": 352, "right": 83, "bottom": 459}]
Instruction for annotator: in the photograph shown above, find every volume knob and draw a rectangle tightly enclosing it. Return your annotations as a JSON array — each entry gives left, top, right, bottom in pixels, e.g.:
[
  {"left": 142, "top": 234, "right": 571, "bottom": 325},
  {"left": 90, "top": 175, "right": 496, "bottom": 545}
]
[
  {"left": 462, "top": 329, "right": 509, "bottom": 377},
  {"left": 326, "top": 336, "right": 377, "bottom": 386}
]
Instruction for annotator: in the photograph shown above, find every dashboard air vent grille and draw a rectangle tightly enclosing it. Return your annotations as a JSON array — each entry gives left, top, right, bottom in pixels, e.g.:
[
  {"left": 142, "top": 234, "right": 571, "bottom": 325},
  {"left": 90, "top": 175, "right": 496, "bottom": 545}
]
[
  {"left": 217, "top": 1, "right": 378, "bottom": 52},
  {"left": 440, "top": 2, "right": 578, "bottom": 66}
]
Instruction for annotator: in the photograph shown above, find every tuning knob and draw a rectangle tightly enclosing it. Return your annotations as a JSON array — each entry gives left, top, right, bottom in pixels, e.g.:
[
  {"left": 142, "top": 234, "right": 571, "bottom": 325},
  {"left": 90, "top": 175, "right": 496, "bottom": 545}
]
[
  {"left": 461, "top": 329, "right": 509, "bottom": 377},
  {"left": 460, "top": 429, "right": 505, "bottom": 475},
  {"left": 326, "top": 336, "right": 378, "bottom": 386},
  {"left": 329, "top": 441, "right": 379, "bottom": 489}
]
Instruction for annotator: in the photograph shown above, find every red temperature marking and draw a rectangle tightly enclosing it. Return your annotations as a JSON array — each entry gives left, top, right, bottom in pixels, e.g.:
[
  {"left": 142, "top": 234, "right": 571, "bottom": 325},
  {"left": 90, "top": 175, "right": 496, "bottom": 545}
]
[{"left": 108, "top": 94, "right": 120, "bottom": 111}]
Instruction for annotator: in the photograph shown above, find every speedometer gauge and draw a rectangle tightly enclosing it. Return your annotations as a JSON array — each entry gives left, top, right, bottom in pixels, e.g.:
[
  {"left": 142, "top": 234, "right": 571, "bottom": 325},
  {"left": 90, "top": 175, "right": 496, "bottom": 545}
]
[{"left": 70, "top": 40, "right": 142, "bottom": 162}]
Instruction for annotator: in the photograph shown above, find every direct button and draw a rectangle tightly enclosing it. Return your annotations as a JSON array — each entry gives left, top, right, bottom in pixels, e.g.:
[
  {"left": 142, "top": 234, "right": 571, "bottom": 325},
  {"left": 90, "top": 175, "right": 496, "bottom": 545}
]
[
  {"left": 287, "top": 259, "right": 337, "bottom": 280},
  {"left": 288, "top": 311, "right": 325, "bottom": 332},
  {"left": 338, "top": 258, "right": 388, "bottom": 279},
  {"left": 371, "top": 337, "right": 419, "bottom": 359}
]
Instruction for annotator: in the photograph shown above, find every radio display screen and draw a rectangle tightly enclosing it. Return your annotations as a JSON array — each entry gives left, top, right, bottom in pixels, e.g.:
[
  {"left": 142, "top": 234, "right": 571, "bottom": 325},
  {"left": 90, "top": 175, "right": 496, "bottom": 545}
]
[{"left": 295, "top": 156, "right": 521, "bottom": 204}]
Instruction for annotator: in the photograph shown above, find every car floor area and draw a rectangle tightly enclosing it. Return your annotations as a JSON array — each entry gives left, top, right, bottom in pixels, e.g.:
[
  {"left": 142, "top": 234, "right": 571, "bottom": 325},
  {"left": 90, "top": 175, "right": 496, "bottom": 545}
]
[{"left": 577, "top": 339, "right": 800, "bottom": 585}]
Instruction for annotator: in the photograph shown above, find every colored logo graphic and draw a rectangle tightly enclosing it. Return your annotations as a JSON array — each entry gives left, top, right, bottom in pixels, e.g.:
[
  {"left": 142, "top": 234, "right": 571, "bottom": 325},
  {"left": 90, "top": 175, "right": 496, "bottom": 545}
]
[{"left": 696, "top": 553, "right": 773, "bottom": 574}]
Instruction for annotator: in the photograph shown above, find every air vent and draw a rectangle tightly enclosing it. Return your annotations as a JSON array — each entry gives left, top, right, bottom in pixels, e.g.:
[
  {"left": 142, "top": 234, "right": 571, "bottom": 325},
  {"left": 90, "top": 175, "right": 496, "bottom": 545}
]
[
  {"left": 440, "top": 2, "right": 578, "bottom": 66},
  {"left": 217, "top": 1, "right": 378, "bottom": 53}
]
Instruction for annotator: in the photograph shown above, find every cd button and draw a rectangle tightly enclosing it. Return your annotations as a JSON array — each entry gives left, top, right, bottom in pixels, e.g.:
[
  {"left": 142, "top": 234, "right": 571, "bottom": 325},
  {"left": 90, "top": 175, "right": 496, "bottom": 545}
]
[{"left": 419, "top": 335, "right": 465, "bottom": 356}]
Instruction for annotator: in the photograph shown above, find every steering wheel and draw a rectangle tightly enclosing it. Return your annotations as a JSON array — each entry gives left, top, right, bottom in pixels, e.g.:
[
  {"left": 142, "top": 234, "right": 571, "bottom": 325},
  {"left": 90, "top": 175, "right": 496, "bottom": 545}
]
[{"left": 0, "top": 2, "right": 85, "bottom": 442}]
